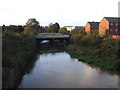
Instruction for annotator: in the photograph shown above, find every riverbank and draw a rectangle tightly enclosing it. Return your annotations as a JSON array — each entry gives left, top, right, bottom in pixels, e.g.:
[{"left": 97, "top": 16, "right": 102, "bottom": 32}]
[
  {"left": 66, "top": 44, "right": 119, "bottom": 71},
  {"left": 68, "top": 29, "right": 120, "bottom": 72},
  {"left": 2, "top": 32, "right": 37, "bottom": 88}
]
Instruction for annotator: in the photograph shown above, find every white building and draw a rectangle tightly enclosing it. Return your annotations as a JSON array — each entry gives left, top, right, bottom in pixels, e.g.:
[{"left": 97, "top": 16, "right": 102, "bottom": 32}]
[
  {"left": 64, "top": 26, "right": 76, "bottom": 31},
  {"left": 64, "top": 26, "right": 84, "bottom": 32}
]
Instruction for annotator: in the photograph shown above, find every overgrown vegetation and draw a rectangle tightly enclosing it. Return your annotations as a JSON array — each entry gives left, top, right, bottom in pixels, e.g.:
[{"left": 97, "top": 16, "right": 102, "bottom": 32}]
[
  {"left": 66, "top": 29, "right": 120, "bottom": 71},
  {"left": 24, "top": 26, "right": 36, "bottom": 37},
  {"left": 2, "top": 23, "right": 37, "bottom": 88}
]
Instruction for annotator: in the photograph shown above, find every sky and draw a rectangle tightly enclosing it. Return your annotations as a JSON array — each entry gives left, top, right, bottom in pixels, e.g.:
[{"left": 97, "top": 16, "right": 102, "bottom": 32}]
[{"left": 0, "top": 0, "right": 120, "bottom": 27}]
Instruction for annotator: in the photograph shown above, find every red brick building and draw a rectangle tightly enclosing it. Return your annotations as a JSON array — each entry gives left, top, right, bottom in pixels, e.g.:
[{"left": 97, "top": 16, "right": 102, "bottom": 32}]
[
  {"left": 99, "top": 17, "right": 120, "bottom": 39},
  {"left": 85, "top": 22, "right": 99, "bottom": 34}
]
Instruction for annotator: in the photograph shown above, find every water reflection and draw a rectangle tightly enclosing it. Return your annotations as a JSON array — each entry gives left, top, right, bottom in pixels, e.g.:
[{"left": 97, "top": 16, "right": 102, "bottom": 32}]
[{"left": 19, "top": 52, "right": 118, "bottom": 88}]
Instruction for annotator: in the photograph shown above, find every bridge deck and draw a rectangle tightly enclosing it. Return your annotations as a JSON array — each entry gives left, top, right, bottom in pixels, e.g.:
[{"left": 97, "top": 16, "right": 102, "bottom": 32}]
[{"left": 35, "top": 33, "right": 69, "bottom": 39}]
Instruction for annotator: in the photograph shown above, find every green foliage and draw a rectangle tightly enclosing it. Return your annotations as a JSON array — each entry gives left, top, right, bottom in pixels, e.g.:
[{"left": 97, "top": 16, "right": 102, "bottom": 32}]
[
  {"left": 71, "top": 28, "right": 78, "bottom": 35},
  {"left": 26, "top": 18, "right": 40, "bottom": 32},
  {"left": 80, "top": 35, "right": 101, "bottom": 46},
  {"left": 26, "top": 18, "right": 39, "bottom": 26},
  {"left": 66, "top": 44, "right": 119, "bottom": 71},
  {"left": 71, "top": 34, "right": 81, "bottom": 43},
  {"left": 51, "top": 24, "right": 58, "bottom": 32},
  {"left": 2, "top": 29, "right": 23, "bottom": 38},
  {"left": 71, "top": 33, "right": 118, "bottom": 61},
  {"left": 2, "top": 25, "right": 24, "bottom": 33},
  {"left": 2, "top": 33, "right": 36, "bottom": 67},
  {"left": 46, "top": 22, "right": 60, "bottom": 33},
  {"left": 2, "top": 32, "right": 36, "bottom": 87},
  {"left": 92, "top": 30, "right": 100, "bottom": 38},
  {"left": 59, "top": 27, "right": 67, "bottom": 33},
  {"left": 54, "top": 23, "right": 60, "bottom": 32},
  {"left": 67, "top": 27, "right": 119, "bottom": 71},
  {"left": 23, "top": 26, "right": 36, "bottom": 37},
  {"left": 99, "top": 39, "right": 118, "bottom": 60},
  {"left": 79, "top": 30, "right": 86, "bottom": 36}
]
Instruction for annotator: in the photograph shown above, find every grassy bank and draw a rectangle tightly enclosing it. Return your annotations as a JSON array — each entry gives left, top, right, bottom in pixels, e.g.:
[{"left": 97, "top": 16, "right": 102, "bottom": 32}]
[
  {"left": 67, "top": 29, "right": 120, "bottom": 72},
  {"left": 66, "top": 43, "right": 119, "bottom": 72},
  {"left": 2, "top": 31, "right": 37, "bottom": 88}
]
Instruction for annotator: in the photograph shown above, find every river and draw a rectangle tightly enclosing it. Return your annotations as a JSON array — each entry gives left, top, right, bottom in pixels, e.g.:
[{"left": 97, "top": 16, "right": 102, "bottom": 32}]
[{"left": 18, "top": 51, "right": 118, "bottom": 88}]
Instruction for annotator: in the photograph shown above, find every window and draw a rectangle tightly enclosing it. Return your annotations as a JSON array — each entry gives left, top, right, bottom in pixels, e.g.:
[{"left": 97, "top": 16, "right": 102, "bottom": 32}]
[
  {"left": 110, "top": 29, "right": 112, "bottom": 31},
  {"left": 116, "top": 23, "right": 118, "bottom": 26},
  {"left": 115, "top": 29, "right": 118, "bottom": 31},
  {"left": 110, "top": 23, "right": 113, "bottom": 26}
]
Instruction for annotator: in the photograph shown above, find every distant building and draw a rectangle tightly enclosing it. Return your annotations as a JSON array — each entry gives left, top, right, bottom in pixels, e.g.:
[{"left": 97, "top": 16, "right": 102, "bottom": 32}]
[
  {"left": 75, "top": 26, "right": 85, "bottom": 33},
  {"left": 64, "top": 26, "right": 76, "bottom": 31},
  {"left": 99, "top": 17, "right": 120, "bottom": 39},
  {"left": 64, "top": 26, "right": 84, "bottom": 32},
  {"left": 85, "top": 22, "right": 99, "bottom": 34}
]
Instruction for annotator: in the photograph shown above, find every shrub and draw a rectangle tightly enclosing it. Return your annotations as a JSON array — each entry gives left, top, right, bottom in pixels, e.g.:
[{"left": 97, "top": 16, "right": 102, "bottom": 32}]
[
  {"left": 71, "top": 34, "right": 81, "bottom": 44},
  {"left": 24, "top": 26, "right": 36, "bottom": 37}
]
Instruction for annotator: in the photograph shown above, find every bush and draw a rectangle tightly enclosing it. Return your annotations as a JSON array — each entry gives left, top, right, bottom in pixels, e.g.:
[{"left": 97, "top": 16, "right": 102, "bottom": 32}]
[
  {"left": 2, "top": 31, "right": 36, "bottom": 87},
  {"left": 71, "top": 28, "right": 78, "bottom": 35},
  {"left": 24, "top": 26, "right": 36, "bottom": 37},
  {"left": 99, "top": 39, "right": 118, "bottom": 60},
  {"left": 80, "top": 35, "right": 94, "bottom": 46},
  {"left": 71, "top": 34, "right": 81, "bottom": 43},
  {"left": 59, "top": 27, "right": 67, "bottom": 33}
]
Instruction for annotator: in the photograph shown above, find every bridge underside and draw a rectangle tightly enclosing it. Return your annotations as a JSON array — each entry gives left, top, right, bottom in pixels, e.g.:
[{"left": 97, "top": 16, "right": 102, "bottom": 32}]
[{"left": 36, "top": 38, "right": 70, "bottom": 46}]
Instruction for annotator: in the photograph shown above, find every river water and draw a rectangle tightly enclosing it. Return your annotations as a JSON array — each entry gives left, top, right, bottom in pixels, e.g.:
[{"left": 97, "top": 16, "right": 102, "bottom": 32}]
[{"left": 19, "top": 51, "right": 118, "bottom": 88}]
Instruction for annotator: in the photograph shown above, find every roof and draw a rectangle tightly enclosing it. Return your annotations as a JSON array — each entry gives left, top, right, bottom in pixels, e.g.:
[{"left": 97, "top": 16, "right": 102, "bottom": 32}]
[
  {"left": 88, "top": 22, "right": 99, "bottom": 26},
  {"left": 75, "top": 26, "right": 84, "bottom": 28},
  {"left": 64, "top": 26, "right": 84, "bottom": 28},
  {"left": 64, "top": 26, "right": 74, "bottom": 27},
  {"left": 104, "top": 17, "right": 120, "bottom": 22}
]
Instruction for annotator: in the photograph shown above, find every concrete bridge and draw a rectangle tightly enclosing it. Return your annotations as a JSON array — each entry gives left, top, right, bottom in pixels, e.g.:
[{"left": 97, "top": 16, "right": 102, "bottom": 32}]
[{"left": 35, "top": 33, "right": 70, "bottom": 45}]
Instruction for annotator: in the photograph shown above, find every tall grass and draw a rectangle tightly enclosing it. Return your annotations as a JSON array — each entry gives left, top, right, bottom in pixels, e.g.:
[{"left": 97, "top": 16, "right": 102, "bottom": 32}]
[
  {"left": 66, "top": 44, "right": 119, "bottom": 71},
  {"left": 2, "top": 31, "right": 37, "bottom": 88}
]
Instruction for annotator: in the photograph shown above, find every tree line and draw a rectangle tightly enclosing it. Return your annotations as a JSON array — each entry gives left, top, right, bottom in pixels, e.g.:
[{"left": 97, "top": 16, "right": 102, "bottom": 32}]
[{"left": 2, "top": 18, "right": 69, "bottom": 37}]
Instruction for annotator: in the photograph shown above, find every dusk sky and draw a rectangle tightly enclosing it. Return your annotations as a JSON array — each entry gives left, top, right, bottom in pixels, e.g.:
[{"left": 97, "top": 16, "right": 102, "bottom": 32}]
[{"left": 0, "top": 0, "right": 119, "bottom": 27}]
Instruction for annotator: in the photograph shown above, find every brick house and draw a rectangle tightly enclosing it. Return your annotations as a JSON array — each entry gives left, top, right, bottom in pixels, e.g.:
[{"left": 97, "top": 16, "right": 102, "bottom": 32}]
[
  {"left": 75, "top": 26, "right": 85, "bottom": 33},
  {"left": 99, "top": 17, "right": 120, "bottom": 39},
  {"left": 85, "top": 22, "right": 99, "bottom": 34}
]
